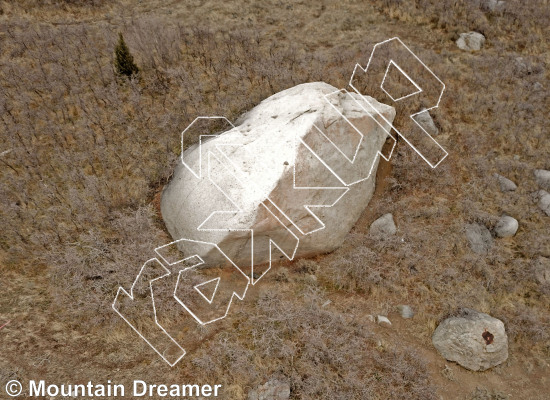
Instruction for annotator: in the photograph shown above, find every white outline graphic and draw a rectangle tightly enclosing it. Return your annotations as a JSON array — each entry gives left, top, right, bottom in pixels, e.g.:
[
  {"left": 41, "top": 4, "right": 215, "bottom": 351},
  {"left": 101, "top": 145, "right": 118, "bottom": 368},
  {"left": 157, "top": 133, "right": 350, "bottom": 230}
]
[
  {"left": 113, "top": 36, "right": 448, "bottom": 366},
  {"left": 349, "top": 37, "right": 447, "bottom": 168},
  {"left": 381, "top": 60, "right": 423, "bottom": 102}
]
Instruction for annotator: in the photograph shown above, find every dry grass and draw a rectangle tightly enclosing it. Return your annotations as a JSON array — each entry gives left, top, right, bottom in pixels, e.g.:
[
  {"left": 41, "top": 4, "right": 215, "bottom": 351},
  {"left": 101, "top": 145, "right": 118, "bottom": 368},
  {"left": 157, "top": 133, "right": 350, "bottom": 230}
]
[{"left": 0, "top": 0, "right": 549, "bottom": 398}]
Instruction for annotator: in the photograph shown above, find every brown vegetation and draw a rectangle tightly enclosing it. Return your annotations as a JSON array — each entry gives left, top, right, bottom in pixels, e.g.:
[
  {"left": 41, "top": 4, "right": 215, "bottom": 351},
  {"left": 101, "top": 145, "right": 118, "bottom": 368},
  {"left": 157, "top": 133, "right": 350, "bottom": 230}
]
[{"left": 0, "top": 0, "right": 548, "bottom": 398}]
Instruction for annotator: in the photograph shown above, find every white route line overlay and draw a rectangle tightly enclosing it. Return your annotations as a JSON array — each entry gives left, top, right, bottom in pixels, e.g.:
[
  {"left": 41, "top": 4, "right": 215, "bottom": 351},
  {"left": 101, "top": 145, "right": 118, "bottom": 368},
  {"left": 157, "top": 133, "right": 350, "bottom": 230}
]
[
  {"left": 349, "top": 36, "right": 447, "bottom": 169},
  {"left": 113, "top": 36, "right": 447, "bottom": 366}
]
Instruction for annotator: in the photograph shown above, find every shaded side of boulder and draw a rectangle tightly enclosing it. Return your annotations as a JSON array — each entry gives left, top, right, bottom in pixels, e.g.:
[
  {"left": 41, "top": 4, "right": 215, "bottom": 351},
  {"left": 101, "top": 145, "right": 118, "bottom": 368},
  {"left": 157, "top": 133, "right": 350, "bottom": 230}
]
[
  {"left": 432, "top": 308, "right": 508, "bottom": 371},
  {"left": 465, "top": 223, "right": 493, "bottom": 254}
]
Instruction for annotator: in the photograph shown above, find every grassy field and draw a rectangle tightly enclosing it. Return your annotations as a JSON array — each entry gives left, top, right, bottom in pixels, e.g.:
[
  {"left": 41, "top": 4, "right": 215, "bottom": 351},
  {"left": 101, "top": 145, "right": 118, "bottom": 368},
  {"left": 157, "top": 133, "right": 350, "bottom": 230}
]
[{"left": 0, "top": 0, "right": 548, "bottom": 398}]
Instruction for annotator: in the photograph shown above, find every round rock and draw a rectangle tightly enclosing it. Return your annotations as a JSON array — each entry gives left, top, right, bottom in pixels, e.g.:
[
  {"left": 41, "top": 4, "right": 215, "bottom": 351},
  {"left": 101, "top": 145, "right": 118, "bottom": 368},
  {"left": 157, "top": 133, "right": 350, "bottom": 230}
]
[
  {"left": 432, "top": 308, "right": 508, "bottom": 371},
  {"left": 494, "top": 215, "right": 518, "bottom": 238}
]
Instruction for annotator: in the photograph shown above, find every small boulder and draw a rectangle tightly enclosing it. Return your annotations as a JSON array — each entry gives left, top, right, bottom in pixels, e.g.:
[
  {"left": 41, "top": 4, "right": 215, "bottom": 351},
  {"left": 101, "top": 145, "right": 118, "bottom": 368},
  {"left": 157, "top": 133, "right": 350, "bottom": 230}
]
[
  {"left": 484, "top": 0, "right": 506, "bottom": 12},
  {"left": 494, "top": 215, "right": 518, "bottom": 238},
  {"left": 248, "top": 379, "right": 290, "bottom": 400},
  {"left": 432, "top": 308, "right": 508, "bottom": 371},
  {"left": 494, "top": 174, "right": 517, "bottom": 192},
  {"left": 533, "top": 257, "right": 550, "bottom": 285},
  {"left": 377, "top": 315, "right": 392, "bottom": 327},
  {"left": 465, "top": 223, "right": 493, "bottom": 254},
  {"left": 370, "top": 213, "right": 397, "bottom": 236},
  {"left": 534, "top": 169, "right": 550, "bottom": 190},
  {"left": 535, "top": 190, "right": 550, "bottom": 216},
  {"left": 456, "top": 32, "right": 486, "bottom": 51},
  {"left": 413, "top": 109, "right": 439, "bottom": 136},
  {"left": 397, "top": 305, "right": 415, "bottom": 319}
]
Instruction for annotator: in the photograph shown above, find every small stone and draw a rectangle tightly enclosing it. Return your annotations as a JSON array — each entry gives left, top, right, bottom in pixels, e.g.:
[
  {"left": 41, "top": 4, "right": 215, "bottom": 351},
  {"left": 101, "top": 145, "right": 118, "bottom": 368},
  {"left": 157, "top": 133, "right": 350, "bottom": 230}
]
[
  {"left": 397, "top": 305, "right": 415, "bottom": 319},
  {"left": 366, "top": 315, "right": 375, "bottom": 322},
  {"left": 456, "top": 32, "right": 486, "bottom": 51},
  {"left": 370, "top": 213, "right": 397, "bottom": 236},
  {"left": 322, "top": 300, "right": 332, "bottom": 307},
  {"left": 534, "top": 169, "right": 550, "bottom": 190},
  {"left": 535, "top": 190, "right": 550, "bottom": 216},
  {"left": 377, "top": 315, "right": 392, "bottom": 327},
  {"left": 432, "top": 308, "right": 508, "bottom": 371},
  {"left": 494, "top": 173, "right": 517, "bottom": 192},
  {"left": 465, "top": 223, "right": 493, "bottom": 254},
  {"left": 533, "top": 257, "right": 550, "bottom": 285},
  {"left": 484, "top": 0, "right": 506, "bottom": 12},
  {"left": 494, "top": 215, "right": 518, "bottom": 238},
  {"left": 413, "top": 109, "right": 439, "bottom": 136},
  {"left": 533, "top": 82, "right": 543, "bottom": 91},
  {"left": 248, "top": 379, "right": 290, "bottom": 400}
]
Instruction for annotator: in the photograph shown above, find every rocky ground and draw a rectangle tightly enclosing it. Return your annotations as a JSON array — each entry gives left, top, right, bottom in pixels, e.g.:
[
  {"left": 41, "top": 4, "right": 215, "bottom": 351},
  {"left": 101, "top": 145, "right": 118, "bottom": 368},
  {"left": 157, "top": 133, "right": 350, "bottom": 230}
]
[{"left": 0, "top": 0, "right": 548, "bottom": 399}]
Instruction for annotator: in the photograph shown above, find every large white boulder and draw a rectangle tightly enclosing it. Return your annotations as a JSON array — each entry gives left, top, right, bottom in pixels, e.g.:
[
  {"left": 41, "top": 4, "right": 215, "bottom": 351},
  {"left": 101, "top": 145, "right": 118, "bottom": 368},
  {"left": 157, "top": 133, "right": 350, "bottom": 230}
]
[
  {"left": 432, "top": 309, "right": 508, "bottom": 371},
  {"left": 161, "top": 82, "right": 395, "bottom": 278}
]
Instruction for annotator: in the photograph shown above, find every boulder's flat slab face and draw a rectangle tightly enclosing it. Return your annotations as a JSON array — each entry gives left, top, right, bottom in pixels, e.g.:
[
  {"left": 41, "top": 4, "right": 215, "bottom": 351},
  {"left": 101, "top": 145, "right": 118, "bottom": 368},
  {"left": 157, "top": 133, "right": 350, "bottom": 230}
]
[{"left": 161, "top": 82, "right": 394, "bottom": 279}]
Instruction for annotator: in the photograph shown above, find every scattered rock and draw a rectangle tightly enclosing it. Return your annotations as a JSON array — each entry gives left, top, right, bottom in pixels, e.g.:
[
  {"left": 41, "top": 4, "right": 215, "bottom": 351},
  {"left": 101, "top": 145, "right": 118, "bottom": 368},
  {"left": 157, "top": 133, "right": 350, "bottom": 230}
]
[
  {"left": 534, "top": 169, "right": 550, "bottom": 190},
  {"left": 397, "top": 305, "right": 415, "bottom": 319},
  {"left": 494, "top": 215, "right": 518, "bottom": 238},
  {"left": 494, "top": 173, "right": 517, "bottom": 192},
  {"left": 248, "top": 379, "right": 290, "bottom": 400},
  {"left": 535, "top": 190, "right": 550, "bottom": 216},
  {"left": 484, "top": 0, "right": 506, "bottom": 12},
  {"left": 465, "top": 223, "right": 493, "bottom": 255},
  {"left": 377, "top": 315, "right": 392, "bottom": 327},
  {"left": 432, "top": 308, "right": 508, "bottom": 371},
  {"left": 456, "top": 32, "right": 486, "bottom": 51},
  {"left": 366, "top": 315, "right": 375, "bottom": 323},
  {"left": 370, "top": 213, "right": 397, "bottom": 236},
  {"left": 161, "top": 82, "right": 395, "bottom": 269},
  {"left": 413, "top": 109, "right": 439, "bottom": 136},
  {"left": 533, "top": 257, "right": 550, "bottom": 285},
  {"left": 533, "top": 82, "right": 543, "bottom": 91}
]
